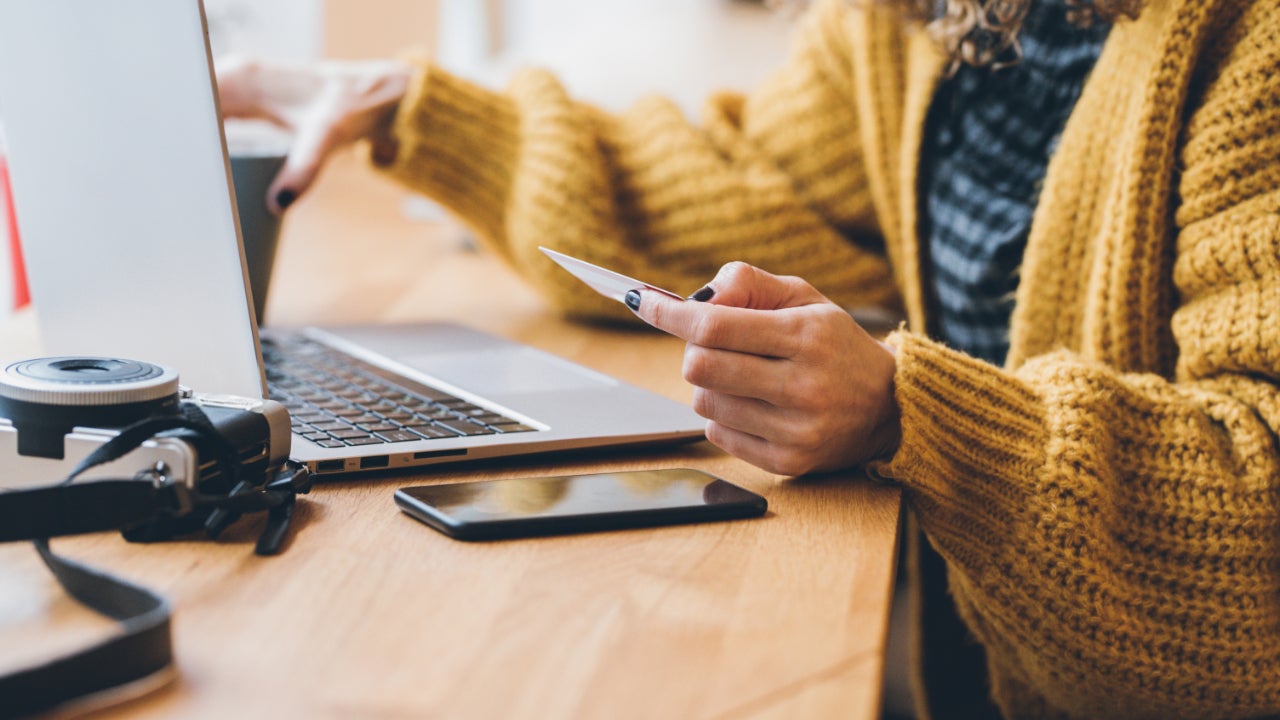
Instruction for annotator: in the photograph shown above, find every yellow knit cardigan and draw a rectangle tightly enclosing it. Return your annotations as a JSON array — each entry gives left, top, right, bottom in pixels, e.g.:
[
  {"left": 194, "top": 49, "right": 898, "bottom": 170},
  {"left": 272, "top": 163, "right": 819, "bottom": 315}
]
[{"left": 375, "top": 0, "right": 1280, "bottom": 716}]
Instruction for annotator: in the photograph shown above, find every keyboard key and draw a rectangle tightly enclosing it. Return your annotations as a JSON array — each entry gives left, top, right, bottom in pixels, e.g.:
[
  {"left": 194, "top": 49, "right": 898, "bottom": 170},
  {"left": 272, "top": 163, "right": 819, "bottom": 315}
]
[
  {"left": 265, "top": 336, "right": 538, "bottom": 445},
  {"left": 329, "top": 428, "right": 373, "bottom": 440},
  {"left": 414, "top": 408, "right": 455, "bottom": 421},
  {"left": 399, "top": 399, "right": 436, "bottom": 413},
  {"left": 434, "top": 419, "right": 494, "bottom": 437},
  {"left": 405, "top": 424, "right": 454, "bottom": 439},
  {"left": 375, "top": 430, "right": 423, "bottom": 443},
  {"left": 491, "top": 422, "right": 537, "bottom": 433}
]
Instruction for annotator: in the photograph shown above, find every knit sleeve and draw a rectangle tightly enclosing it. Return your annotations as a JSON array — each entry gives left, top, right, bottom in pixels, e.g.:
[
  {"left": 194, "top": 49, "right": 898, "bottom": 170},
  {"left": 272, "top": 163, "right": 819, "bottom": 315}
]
[
  {"left": 878, "top": 14, "right": 1280, "bottom": 710},
  {"left": 370, "top": 0, "right": 896, "bottom": 322},
  {"left": 882, "top": 320, "right": 1280, "bottom": 717}
]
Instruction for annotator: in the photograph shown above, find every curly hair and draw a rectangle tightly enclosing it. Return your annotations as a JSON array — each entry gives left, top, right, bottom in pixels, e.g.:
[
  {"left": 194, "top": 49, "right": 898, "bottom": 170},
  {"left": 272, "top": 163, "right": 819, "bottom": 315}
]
[
  {"left": 769, "top": 0, "right": 1142, "bottom": 68},
  {"left": 911, "top": 0, "right": 1142, "bottom": 68}
]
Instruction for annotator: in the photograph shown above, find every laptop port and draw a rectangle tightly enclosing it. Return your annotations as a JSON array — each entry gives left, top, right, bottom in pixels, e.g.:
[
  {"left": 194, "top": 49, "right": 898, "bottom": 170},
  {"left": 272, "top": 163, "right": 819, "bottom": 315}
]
[
  {"left": 360, "top": 455, "right": 390, "bottom": 469},
  {"left": 317, "top": 460, "right": 346, "bottom": 473},
  {"left": 413, "top": 449, "right": 468, "bottom": 460}
]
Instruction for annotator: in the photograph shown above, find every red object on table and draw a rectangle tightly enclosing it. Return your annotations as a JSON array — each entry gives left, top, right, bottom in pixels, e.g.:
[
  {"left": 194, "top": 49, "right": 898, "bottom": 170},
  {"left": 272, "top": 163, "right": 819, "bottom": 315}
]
[{"left": 0, "top": 153, "right": 29, "bottom": 310}]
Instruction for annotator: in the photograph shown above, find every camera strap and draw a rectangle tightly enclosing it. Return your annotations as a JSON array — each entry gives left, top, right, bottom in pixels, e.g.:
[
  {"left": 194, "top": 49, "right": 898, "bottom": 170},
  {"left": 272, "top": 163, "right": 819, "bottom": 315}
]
[
  {"left": 0, "top": 479, "right": 195, "bottom": 543},
  {"left": 0, "top": 539, "right": 173, "bottom": 718},
  {"left": 0, "top": 408, "right": 311, "bottom": 717},
  {"left": 0, "top": 409, "right": 243, "bottom": 543}
]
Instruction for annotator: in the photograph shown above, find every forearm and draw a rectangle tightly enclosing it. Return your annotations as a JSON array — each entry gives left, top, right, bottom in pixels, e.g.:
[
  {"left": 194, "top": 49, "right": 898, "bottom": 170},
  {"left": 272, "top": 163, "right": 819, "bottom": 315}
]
[
  {"left": 880, "top": 331, "right": 1280, "bottom": 719},
  {"left": 371, "top": 0, "right": 898, "bottom": 322}
]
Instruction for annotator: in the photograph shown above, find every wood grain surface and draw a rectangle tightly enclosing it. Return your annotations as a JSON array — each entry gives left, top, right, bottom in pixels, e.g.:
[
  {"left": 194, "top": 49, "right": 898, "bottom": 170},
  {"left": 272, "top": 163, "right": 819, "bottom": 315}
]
[{"left": 0, "top": 152, "right": 901, "bottom": 719}]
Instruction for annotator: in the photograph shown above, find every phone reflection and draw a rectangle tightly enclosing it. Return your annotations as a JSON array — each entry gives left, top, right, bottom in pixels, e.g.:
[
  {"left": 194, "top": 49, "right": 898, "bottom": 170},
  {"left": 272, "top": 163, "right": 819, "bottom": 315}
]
[
  {"left": 429, "top": 470, "right": 722, "bottom": 518},
  {"left": 494, "top": 476, "right": 570, "bottom": 514},
  {"left": 616, "top": 469, "right": 709, "bottom": 496},
  {"left": 396, "top": 469, "right": 768, "bottom": 540}
]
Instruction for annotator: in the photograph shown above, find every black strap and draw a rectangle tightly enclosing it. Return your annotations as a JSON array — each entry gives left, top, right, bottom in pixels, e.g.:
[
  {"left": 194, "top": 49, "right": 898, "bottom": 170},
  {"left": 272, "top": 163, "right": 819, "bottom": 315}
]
[
  {"left": 66, "top": 410, "right": 243, "bottom": 494},
  {"left": 0, "top": 409, "right": 309, "bottom": 717},
  {"left": 0, "top": 540, "right": 173, "bottom": 719},
  {"left": 0, "top": 480, "right": 181, "bottom": 543}
]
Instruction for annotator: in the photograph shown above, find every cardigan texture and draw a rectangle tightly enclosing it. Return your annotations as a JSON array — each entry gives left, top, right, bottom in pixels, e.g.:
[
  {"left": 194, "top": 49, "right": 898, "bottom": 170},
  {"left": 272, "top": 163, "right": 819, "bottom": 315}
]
[{"left": 373, "top": 0, "right": 1280, "bottom": 716}]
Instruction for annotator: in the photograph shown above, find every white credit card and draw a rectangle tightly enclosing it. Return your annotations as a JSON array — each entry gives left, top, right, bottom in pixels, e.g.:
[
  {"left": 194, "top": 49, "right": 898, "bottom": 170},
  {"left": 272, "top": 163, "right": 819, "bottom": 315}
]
[{"left": 539, "top": 247, "right": 684, "bottom": 304}]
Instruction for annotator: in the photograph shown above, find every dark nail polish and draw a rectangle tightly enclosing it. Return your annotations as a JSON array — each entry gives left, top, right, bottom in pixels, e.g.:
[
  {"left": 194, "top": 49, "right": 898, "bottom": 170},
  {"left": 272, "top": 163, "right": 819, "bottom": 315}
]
[
  {"left": 624, "top": 289, "right": 641, "bottom": 311},
  {"left": 689, "top": 286, "right": 715, "bottom": 302},
  {"left": 276, "top": 189, "right": 297, "bottom": 211}
]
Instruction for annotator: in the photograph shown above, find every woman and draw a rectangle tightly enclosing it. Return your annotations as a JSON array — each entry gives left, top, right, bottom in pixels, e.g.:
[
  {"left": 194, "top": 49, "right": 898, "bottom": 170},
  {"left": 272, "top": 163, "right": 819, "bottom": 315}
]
[{"left": 218, "top": 0, "right": 1280, "bottom": 716}]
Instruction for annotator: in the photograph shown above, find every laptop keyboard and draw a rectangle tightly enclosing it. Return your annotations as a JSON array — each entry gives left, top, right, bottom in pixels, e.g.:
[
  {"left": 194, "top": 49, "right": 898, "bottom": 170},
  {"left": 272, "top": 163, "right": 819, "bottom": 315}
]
[{"left": 263, "top": 336, "right": 537, "bottom": 448}]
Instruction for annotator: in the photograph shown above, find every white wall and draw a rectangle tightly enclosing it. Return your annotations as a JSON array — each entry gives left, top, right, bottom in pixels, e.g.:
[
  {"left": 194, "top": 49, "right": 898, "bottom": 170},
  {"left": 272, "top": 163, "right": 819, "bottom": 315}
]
[
  {"left": 437, "top": 0, "right": 797, "bottom": 114},
  {"left": 202, "top": 0, "right": 798, "bottom": 111},
  {"left": 413, "top": 0, "right": 798, "bottom": 224},
  {"left": 205, "top": 0, "right": 324, "bottom": 60}
]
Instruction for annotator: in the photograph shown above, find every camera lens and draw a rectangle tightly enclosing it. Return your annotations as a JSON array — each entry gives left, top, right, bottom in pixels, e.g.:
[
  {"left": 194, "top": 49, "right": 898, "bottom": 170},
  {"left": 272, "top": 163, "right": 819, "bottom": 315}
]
[
  {"left": 0, "top": 357, "right": 181, "bottom": 459},
  {"left": 38, "top": 358, "right": 140, "bottom": 377},
  {"left": 2, "top": 357, "right": 179, "bottom": 405}
]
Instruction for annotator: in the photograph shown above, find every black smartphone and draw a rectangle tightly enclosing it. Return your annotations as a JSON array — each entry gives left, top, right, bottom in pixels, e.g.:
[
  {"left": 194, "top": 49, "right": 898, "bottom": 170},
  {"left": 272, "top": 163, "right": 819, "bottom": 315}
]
[{"left": 394, "top": 468, "right": 767, "bottom": 541}]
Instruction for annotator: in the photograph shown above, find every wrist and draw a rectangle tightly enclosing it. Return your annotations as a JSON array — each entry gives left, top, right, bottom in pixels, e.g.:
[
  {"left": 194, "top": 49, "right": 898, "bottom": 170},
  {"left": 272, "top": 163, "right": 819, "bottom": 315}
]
[{"left": 364, "top": 62, "right": 414, "bottom": 166}]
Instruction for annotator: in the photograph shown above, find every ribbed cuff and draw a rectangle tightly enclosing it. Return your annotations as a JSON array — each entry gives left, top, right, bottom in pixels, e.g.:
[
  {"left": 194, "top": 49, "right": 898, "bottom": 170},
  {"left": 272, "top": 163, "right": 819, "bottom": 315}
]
[
  {"left": 873, "top": 331, "right": 1048, "bottom": 565},
  {"left": 881, "top": 330, "right": 1046, "bottom": 473},
  {"left": 369, "top": 61, "right": 519, "bottom": 245}
]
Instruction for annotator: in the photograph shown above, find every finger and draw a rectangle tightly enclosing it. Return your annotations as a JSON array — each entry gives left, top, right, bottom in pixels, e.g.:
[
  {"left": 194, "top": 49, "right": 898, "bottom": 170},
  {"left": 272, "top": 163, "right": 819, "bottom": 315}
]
[
  {"left": 683, "top": 345, "right": 792, "bottom": 404},
  {"left": 213, "top": 56, "right": 258, "bottom": 119},
  {"left": 635, "top": 291, "right": 805, "bottom": 358},
  {"left": 694, "top": 390, "right": 833, "bottom": 464},
  {"left": 704, "top": 421, "right": 818, "bottom": 478},
  {"left": 265, "top": 114, "right": 340, "bottom": 213},
  {"left": 691, "top": 262, "right": 827, "bottom": 311},
  {"left": 215, "top": 57, "right": 307, "bottom": 125},
  {"left": 691, "top": 388, "right": 791, "bottom": 439}
]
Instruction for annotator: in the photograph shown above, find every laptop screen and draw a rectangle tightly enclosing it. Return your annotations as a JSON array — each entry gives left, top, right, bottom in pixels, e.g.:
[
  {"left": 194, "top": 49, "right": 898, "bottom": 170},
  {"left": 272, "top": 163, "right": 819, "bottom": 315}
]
[{"left": 0, "top": 0, "right": 267, "bottom": 399}]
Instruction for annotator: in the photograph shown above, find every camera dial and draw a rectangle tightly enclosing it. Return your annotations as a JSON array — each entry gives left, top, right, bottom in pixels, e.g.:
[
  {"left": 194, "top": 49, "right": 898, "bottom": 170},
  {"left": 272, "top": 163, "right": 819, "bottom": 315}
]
[
  {"left": 0, "top": 357, "right": 182, "bottom": 459},
  {"left": 1, "top": 357, "right": 179, "bottom": 405}
]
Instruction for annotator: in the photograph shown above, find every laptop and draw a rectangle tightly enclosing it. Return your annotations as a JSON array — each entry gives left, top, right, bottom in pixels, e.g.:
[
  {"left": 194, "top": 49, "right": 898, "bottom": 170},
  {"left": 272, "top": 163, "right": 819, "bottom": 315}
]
[{"left": 0, "top": 0, "right": 704, "bottom": 476}]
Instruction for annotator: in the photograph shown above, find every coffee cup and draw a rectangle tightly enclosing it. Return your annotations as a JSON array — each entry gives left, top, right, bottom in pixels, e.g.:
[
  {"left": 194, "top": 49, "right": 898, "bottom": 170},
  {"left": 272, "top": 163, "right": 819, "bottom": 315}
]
[{"left": 226, "top": 121, "right": 290, "bottom": 325}]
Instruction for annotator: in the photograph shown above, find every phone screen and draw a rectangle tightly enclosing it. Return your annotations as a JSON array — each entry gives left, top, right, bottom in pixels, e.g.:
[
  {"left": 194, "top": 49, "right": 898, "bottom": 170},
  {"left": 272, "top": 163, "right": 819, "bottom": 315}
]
[{"left": 394, "top": 468, "right": 767, "bottom": 541}]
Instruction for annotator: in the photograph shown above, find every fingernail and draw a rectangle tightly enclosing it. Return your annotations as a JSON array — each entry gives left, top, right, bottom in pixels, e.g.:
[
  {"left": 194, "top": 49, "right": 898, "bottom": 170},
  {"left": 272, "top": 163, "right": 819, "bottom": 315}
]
[
  {"left": 689, "top": 286, "right": 715, "bottom": 302},
  {"left": 624, "top": 289, "right": 641, "bottom": 311},
  {"left": 275, "top": 189, "right": 297, "bottom": 211}
]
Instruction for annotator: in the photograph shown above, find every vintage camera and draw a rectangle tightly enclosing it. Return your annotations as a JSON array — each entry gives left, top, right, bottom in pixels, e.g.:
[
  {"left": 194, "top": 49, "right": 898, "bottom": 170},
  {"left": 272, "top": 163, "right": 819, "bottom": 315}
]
[
  {"left": 0, "top": 356, "right": 290, "bottom": 497},
  {"left": 1, "top": 359, "right": 305, "bottom": 718}
]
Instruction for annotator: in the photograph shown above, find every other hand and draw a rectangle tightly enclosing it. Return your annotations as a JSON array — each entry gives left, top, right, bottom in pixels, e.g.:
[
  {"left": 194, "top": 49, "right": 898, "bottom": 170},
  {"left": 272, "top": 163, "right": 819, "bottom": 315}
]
[
  {"left": 631, "top": 263, "right": 900, "bottom": 476},
  {"left": 216, "top": 56, "right": 412, "bottom": 213}
]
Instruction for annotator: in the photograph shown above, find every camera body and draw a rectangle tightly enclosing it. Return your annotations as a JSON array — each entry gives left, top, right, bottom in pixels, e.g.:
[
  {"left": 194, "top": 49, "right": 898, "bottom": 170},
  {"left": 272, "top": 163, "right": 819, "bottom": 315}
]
[{"left": 0, "top": 357, "right": 290, "bottom": 492}]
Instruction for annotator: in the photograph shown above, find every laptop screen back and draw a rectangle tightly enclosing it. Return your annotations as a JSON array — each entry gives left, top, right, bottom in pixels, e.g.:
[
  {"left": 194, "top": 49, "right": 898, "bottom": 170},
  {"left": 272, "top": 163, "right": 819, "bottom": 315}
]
[{"left": 0, "top": 0, "right": 266, "bottom": 399}]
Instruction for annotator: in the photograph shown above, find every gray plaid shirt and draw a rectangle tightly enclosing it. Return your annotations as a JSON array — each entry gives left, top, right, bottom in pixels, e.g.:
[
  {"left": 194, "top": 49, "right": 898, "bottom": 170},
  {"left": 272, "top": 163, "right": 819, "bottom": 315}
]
[{"left": 920, "top": 2, "right": 1110, "bottom": 365}]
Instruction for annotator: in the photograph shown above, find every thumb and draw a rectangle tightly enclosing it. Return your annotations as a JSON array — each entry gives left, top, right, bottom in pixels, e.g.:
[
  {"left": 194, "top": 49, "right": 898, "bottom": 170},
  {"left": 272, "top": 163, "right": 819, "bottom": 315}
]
[{"left": 693, "top": 262, "right": 826, "bottom": 311}]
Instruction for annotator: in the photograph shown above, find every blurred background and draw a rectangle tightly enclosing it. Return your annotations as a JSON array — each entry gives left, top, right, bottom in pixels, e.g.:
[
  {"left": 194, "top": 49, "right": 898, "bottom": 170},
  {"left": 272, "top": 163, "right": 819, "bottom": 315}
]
[
  {"left": 204, "top": 0, "right": 793, "bottom": 112},
  {"left": 1, "top": 0, "right": 795, "bottom": 321}
]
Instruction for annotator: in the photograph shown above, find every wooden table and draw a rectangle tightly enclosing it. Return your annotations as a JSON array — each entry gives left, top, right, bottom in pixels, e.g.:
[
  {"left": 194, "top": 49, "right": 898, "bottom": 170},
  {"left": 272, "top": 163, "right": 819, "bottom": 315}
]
[{"left": 0, "top": 153, "right": 902, "bottom": 719}]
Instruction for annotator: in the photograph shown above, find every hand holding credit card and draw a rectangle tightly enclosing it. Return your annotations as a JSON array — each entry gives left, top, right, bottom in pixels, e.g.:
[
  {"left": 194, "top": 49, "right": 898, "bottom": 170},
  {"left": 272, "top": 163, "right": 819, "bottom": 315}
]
[{"left": 539, "top": 247, "right": 685, "bottom": 305}]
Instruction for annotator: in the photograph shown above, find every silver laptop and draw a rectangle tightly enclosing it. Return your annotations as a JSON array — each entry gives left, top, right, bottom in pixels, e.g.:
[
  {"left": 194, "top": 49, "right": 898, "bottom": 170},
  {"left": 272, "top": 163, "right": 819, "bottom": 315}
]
[{"left": 0, "top": 0, "right": 704, "bottom": 476}]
